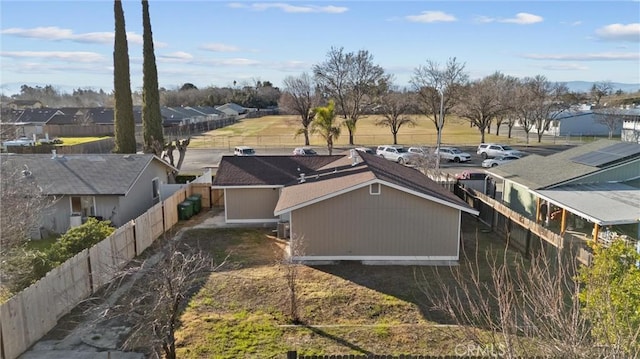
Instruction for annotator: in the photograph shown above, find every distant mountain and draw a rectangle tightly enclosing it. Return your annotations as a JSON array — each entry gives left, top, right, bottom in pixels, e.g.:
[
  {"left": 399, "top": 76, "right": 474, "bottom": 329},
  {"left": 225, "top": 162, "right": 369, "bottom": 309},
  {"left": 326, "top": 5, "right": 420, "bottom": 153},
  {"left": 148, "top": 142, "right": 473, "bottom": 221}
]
[{"left": 563, "top": 81, "right": 640, "bottom": 94}]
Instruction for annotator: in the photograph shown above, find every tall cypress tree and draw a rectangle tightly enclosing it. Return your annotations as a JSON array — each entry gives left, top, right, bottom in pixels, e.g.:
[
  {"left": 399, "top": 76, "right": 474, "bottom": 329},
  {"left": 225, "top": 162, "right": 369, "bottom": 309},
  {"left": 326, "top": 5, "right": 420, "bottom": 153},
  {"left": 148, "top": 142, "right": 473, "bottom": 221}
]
[
  {"left": 141, "top": 0, "right": 164, "bottom": 154},
  {"left": 113, "top": 0, "right": 136, "bottom": 153}
]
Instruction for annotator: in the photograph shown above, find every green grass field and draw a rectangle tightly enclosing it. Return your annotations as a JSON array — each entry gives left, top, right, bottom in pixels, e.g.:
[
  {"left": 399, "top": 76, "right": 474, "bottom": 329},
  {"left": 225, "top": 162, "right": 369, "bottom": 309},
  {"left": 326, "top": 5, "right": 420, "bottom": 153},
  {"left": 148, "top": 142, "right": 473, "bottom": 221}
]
[{"left": 188, "top": 114, "right": 541, "bottom": 149}]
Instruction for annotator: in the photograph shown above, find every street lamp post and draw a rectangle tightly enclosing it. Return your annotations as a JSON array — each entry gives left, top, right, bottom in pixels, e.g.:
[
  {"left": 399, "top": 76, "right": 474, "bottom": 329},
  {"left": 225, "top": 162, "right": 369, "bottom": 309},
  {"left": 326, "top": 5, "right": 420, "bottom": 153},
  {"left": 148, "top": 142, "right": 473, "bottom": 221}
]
[{"left": 435, "top": 88, "right": 444, "bottom": 170}]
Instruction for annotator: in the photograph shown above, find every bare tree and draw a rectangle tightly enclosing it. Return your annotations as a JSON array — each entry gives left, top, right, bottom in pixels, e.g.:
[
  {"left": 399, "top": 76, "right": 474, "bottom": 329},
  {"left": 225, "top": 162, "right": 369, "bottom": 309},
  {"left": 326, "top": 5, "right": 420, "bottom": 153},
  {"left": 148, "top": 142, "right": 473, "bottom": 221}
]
[
  {"left": 280, "top": 236, "right": 306, "bottom": 324},
  {"left": 590, "top": 81, "right": 613, "bottom": 108},
  {"left": 375, "top": 85, "right": 416, "bottom": 145},
  {"left": 410, "top": 57, "right": 468, "bottom": 146},
  {"left": 111, "top": 243, "right": 224, "bottom": 359},
  {"left": 313, "top": 47, "right": 389, "bottom": 145},
  {"left": 162, "top": 138, "right": 190, "bottom": 182},
  {"left": 280, "top": 73, "right": 318, "bottom": 146},
  {"left": 419, "top": 239, "right": 612, "bottom": 358},
  {"left": 526, "top": 77, "right": 570, "bottom": 143},
  {"left": 594, "top": 107, "right": 624, "bottom": 139},
  {"left": 0, "top": 157, "right": 57, "bottom": 292},
  {"left": 456, "top": 72, "right": 507, "bottom": 143}
]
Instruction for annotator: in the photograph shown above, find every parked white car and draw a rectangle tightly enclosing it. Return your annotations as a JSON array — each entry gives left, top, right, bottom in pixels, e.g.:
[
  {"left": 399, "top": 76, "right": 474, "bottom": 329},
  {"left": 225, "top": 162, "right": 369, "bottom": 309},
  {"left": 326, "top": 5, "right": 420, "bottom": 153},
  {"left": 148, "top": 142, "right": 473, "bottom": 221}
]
[
  {"left": 482, "top": 155, "right": 521, "bottom": 168},
  {"left": 293, "top": 147, "right": 317, "bottom": 156},
  {"left": 234, "top": 146, "right": 256, "bottom": 156},
  {"left": 376, "top": 145, "right": 413, "bottom": 164},
  {"left": 434, "top": 147, "right": 471, "bottom": 163},
  {"left": 476, "top": 143, "right": 525, "bottom": 159}
]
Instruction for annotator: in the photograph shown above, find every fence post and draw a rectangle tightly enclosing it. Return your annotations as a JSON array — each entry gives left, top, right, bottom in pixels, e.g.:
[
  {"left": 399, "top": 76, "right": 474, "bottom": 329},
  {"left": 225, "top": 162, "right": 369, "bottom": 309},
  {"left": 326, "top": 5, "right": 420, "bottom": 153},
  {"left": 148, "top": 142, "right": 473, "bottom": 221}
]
[{"left": 286, "top": 350, "right": 297, "bottom": 359}]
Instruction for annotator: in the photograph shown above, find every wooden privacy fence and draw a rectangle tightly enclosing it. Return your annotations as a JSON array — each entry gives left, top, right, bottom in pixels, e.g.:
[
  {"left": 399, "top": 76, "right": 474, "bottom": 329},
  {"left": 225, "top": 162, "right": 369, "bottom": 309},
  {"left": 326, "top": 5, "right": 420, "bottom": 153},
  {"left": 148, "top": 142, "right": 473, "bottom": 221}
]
[{"left": 0, "top": 183, "right": 206, "bottom": 359}]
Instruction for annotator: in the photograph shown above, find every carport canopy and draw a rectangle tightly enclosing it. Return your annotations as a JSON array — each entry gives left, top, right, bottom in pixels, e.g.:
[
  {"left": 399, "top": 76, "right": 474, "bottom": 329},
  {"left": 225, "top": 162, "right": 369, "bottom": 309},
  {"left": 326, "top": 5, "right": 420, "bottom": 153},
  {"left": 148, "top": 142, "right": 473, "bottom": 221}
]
[{"left": 536, "top": 182, "right": 640, "bottom": 226}]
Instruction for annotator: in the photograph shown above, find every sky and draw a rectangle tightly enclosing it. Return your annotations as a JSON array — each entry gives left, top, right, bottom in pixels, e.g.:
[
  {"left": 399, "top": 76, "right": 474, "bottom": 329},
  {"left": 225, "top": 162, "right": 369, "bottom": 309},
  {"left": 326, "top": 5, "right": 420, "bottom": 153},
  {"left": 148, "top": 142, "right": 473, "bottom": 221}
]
[{"left": 1, "top": 0, "right": 639, "bottom": 95}]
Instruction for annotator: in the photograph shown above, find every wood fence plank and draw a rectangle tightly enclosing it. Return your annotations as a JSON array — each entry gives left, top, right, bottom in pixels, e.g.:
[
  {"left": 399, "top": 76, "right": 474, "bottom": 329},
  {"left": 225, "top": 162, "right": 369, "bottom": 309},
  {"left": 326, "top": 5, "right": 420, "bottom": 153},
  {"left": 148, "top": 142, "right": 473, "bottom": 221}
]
[{"left": 0, "top": 293, "right": 28, "bottom": 359}]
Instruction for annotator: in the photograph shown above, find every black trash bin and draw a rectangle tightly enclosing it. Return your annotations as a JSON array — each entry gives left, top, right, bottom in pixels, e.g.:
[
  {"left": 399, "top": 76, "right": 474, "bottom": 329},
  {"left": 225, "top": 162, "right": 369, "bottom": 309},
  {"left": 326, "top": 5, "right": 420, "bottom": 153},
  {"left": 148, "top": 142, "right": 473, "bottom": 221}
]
[
  {"left": 178, "top": 201, "right": 194, "bottom": 220},
  {"left": 187, "top": 194, "right": 202, "bottom": 214}
]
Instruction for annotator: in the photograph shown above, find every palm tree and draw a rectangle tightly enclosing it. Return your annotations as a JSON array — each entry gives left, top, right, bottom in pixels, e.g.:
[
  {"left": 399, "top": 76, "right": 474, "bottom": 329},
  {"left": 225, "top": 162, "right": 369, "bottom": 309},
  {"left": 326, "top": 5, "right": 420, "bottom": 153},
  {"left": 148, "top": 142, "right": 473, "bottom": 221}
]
[{"left": 310, "top": 100, "right": 341, "bottom": 155}]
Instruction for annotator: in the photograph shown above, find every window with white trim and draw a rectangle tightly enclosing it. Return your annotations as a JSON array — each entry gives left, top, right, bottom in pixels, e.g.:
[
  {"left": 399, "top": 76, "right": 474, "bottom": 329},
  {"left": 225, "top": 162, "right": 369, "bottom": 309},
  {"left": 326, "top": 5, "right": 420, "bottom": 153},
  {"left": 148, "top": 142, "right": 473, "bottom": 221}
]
[{"left": 370, "top": 183, "right": 381, "bottom": 195}]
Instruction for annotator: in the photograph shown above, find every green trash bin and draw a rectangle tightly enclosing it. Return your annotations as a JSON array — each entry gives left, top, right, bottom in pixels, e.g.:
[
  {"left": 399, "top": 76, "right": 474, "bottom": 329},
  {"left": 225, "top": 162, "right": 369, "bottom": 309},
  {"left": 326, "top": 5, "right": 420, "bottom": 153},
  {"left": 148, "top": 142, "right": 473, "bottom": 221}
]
[
  {"left": 178, "top": 201, "right": 194, "bottom": 220},
  {"left": 187, "top": 194, "right": 202, "bottom": 214}
]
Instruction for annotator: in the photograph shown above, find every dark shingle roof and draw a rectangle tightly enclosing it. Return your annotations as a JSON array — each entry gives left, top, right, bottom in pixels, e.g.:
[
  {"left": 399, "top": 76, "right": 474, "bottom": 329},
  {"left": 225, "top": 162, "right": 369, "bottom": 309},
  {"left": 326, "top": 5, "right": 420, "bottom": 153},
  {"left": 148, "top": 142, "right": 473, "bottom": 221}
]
[
  {"left": 214, "top": 152, "right": 474, "bottom": 213},
  {"left": 213, "top": 155, "right": 345, "bottom": 186},
  {"left": 359, "top": 152, "right": 471, "bottom": 207},
  {"left": 15, "top": 109, "right": 62, "bottom": 124},
  {"left": 0, "top": 153, "right": 172, "bottom": 195}
]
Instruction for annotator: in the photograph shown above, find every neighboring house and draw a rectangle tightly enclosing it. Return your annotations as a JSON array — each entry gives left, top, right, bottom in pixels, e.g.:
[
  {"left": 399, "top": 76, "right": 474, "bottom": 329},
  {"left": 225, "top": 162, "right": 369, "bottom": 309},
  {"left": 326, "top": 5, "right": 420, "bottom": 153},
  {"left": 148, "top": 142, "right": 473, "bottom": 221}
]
[
  {"left": 621, "top": 108, "right": 640, "bottom": 144},
  {"left": 0, "top": 153, "right": 176, "bottom": 238},
  {"left": 546, "top": 110, "right": 621, "bottom": 137},
  {"left": 10, "top": 108, "right": 65, "bottom": 137},
  {"left": 216, "top": 102, "right": 247, "bottom": 117},
  {"left": 487, "top": 139, "right": 640, "bottom": 240},
  {"left": 213, "top": 152, "right": 478, "bottom": 264},
  {"left": 7, "top": 100, "right": 43, "bottom": 110}
]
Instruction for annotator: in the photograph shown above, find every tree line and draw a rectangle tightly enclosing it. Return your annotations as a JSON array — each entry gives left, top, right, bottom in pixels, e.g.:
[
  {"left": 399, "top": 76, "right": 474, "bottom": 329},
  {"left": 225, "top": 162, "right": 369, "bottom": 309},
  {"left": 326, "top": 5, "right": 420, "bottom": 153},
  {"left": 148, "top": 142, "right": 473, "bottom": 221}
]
[{"left": 281, "top": 47, "right": 638, "bottom": 146}]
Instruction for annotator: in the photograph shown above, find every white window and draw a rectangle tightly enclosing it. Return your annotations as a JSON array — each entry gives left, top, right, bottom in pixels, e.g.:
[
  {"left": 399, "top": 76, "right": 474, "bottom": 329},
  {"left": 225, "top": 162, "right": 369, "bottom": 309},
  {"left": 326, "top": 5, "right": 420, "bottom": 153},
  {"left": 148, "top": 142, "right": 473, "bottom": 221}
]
[
  {"left": 152, "top": 178, "right": 160, "bottom": 201},
  {"left": 370, "top": 183, "right": 381, "bottom": 195}
]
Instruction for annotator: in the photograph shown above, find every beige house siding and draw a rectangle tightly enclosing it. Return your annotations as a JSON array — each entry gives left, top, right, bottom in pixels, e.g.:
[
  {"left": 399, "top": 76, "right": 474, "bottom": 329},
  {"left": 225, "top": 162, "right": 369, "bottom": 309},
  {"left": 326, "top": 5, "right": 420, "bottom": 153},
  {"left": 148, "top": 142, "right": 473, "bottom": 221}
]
[
  {"left": 225, "top": 187, "right": 280, "bottom": 222},
  {"left": 290, "top": 184, "right": 460, "bottom": 258}
]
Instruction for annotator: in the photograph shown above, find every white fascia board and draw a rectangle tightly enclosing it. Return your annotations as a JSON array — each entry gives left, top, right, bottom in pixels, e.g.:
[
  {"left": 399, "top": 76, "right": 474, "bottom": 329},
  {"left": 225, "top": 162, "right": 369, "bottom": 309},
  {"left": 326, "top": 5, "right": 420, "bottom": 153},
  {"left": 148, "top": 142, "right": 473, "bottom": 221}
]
[
  {"left": 275, "top": 179, "right": 478, "bottom": 216},
  {"left": 211, "top": 185, "right": 284, "bottom": 189}
]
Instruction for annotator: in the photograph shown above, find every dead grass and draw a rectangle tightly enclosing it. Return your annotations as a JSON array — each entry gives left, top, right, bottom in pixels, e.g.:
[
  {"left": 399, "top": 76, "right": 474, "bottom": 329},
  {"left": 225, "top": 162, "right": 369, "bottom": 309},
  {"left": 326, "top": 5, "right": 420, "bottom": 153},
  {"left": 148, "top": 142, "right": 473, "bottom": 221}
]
[
  {"left": 168, "top": 214, "right": 522, "bottom": 358},
  {"left": 188, "top": 114, "right": 529, "bottom": 149}
]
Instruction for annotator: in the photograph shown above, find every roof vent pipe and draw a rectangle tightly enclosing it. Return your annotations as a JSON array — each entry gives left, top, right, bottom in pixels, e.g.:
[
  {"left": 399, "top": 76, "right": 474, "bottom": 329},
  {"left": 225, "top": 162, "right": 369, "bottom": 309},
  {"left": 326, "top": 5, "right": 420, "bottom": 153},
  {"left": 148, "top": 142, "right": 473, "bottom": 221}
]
[
  {"left": 299, "top": 173, "right": 306, "bottom": 183},
  {"left": 51, "top": 149, "right": 57, "bottom": 159},
  {"left": 350, "top": 149, "right": 358, "bottom": 166}
]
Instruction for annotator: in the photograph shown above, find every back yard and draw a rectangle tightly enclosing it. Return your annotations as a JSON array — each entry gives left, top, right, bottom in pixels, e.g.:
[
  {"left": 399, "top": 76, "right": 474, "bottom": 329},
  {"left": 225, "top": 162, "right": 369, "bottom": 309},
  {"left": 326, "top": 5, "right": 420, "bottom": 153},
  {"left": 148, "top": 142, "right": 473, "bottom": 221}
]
[{"left": 163, "top": 213, "right": 518, "bottom": 358}]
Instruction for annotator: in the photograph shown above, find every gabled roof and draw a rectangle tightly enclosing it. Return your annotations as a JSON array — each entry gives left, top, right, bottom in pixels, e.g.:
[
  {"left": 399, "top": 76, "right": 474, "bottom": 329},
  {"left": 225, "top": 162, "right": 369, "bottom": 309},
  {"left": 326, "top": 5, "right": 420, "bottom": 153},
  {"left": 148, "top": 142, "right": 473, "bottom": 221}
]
[
  {"left": 0, "top": 153, "right": 175, "bottom": 196},
  {"left": 86, "top": 108, "right": 143, "bottom": 124},
  {"left": 186, "top": 106, "right": 225, "bottom": 116},
  {"left": 213, "top": 155, "right": 346, "bottom": 186},
  {"left": 212, "top": 152, "right": 476, "bottom": 215},
  {"left": 14, "top": 109, "right": 63, "bottom": 124},
  {"left": 46, "top": 113, "right": 77, "bottom": 125},
  {"left": 488, "top": 140, "right": 640, "bottom": 189},
  {"left": 274, "top": 153, "right": 477, "bottom": 215},
  {"left": 217, "top": 102, "right": 245, "bottom": 113}
]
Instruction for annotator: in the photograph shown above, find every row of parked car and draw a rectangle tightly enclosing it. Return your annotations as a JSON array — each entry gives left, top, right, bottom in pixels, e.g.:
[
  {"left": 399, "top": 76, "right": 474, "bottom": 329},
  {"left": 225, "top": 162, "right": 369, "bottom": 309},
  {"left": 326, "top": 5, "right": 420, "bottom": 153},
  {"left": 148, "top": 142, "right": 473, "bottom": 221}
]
[{"left": 234, "top": 143, "right": 527, "bottom": 169}]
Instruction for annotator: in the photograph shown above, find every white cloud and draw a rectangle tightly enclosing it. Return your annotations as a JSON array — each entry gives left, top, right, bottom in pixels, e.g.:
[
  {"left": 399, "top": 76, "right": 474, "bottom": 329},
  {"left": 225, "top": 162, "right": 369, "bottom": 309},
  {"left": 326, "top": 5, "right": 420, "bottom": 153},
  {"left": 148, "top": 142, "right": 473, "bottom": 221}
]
[
  {"left": 406, "top": 11, "right": 456, "bottom": 23},
  {"left": 595, "top": 23, "right": 640, "bottom": 42},
  {"left": 228, "top": 2, "right": 347, "bottom": 13},
  {"left": 159, "top": 52, "right": 194, "bottom": 62},
  {"left": 473, "top": 15, "right": 494, "bottom": 24},
  {"left": 523, "top": 52, "right": 639, "bottom": 61},
  {"left": 200, "top": 43, "right": 241, "bottom": 52},
  {"left": 540, "top": 63, "right": 589, "bottom": 71},
  {"left": 0, "top": 26, "right": 149, "bottom": 45},
  {"left": 499, "top": 13, "right": 543, "bottom": 25},
  {"left": 1, "top": 51, "right": 105, "bottom": 63}
]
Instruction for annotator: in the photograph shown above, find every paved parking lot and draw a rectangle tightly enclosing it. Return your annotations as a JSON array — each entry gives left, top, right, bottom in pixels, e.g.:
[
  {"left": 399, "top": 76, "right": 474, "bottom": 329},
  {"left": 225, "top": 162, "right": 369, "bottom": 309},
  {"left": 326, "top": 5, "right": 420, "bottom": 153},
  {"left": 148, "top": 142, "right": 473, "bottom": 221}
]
[{"left": 178, "top": 144, "right": 574, "bottom": 174}]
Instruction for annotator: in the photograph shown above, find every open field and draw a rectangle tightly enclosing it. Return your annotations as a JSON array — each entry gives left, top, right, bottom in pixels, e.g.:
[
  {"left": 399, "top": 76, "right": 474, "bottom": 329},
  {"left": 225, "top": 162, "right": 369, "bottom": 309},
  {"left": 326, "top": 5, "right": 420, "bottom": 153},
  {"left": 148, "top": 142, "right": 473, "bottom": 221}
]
[
  {"left": 145, "top": 213, "right": 523, "bottom": 358},
  {"left": 52, "top": 136, "right": 111, "bottom": 146},
  {"left": 188, "top": 114, "right": 560, "bottom": 150}
]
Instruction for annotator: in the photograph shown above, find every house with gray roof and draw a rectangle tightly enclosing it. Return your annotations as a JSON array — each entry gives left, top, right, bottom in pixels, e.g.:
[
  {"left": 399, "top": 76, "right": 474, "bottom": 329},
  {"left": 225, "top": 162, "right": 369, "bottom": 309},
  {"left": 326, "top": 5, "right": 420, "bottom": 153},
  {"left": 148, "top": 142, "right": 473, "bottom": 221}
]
[
  {"left": 216, "top": 102, "right": 247, "bottom": 117},
  {"left": 0, "top": 153, "right": 176, "bottom": 238},
  {"left": 487, "top": 139, "right": 640, "bottom": 241},
  {"left": 213, "top": 152, "right": 478, "bottom": 264}
]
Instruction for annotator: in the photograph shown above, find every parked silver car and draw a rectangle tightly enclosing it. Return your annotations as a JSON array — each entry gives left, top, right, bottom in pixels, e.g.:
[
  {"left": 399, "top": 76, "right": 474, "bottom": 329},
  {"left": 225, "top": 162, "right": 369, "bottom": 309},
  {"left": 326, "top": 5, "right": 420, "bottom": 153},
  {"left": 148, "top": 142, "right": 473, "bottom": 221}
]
[
  {"left": 376, "top": 145, "right": 413, "bottom": 164},
  {"left": 434, "top": 146, "right": 471, "bottom": 163},
  {"left": 482, "top": 155, "right": 521, "bottom": 168},
  {"left": 476, "top": 143, "right": 525, "bottom": 159}
]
